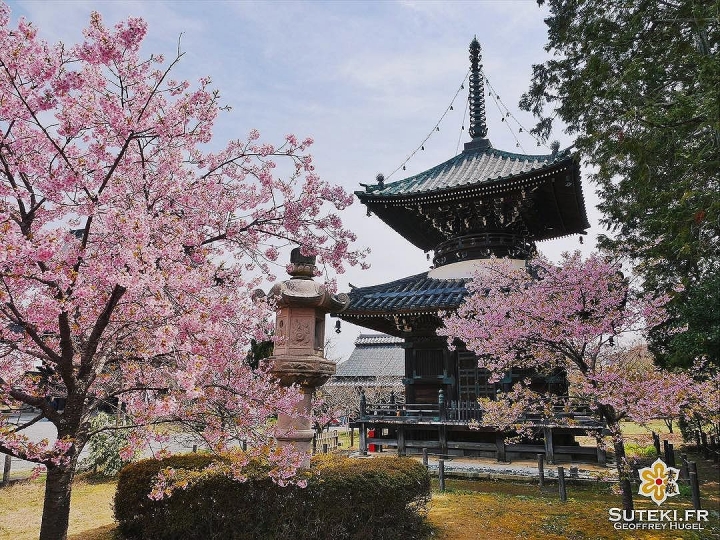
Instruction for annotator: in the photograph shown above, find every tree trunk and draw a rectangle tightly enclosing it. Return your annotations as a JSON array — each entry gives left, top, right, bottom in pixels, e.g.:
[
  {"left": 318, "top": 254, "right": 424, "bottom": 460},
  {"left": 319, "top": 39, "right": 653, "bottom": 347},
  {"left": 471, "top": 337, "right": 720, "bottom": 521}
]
[
  {"left": 612, "top": 435, "right": 634, "bottom": 512},
  {"left": 39, "top": 463, "right": 76, "bottom": 540},
  {"left": 599, "top": 408, "right": 634, "bottom": 513}
]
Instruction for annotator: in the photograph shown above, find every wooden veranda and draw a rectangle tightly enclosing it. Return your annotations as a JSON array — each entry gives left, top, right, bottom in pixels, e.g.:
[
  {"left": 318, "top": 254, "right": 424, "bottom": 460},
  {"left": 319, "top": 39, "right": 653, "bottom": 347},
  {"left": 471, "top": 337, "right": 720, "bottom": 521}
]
[{"left": 353, "top": 390, "right": 607, "bottom": 464}]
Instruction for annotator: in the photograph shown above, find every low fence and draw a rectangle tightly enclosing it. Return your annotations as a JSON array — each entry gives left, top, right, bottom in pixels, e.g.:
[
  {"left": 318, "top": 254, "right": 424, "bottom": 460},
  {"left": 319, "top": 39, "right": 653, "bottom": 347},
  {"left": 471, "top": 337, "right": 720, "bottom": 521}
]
[{"left": 312, "top": 429, "right": 340, "bottom": 455}]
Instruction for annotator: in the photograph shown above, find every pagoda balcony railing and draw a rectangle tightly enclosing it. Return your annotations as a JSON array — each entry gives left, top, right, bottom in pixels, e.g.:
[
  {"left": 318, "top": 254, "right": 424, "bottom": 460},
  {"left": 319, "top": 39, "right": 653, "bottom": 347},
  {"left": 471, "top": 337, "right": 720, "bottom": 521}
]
[
  {"left": 433, "top": 232, "right": 535, "bottom": 267},
  {"left": 359, "top": 394, "right": 603, "bottom": 429},
  {"left": 360, "top": 400, "right": 482, "bottom": 422}
]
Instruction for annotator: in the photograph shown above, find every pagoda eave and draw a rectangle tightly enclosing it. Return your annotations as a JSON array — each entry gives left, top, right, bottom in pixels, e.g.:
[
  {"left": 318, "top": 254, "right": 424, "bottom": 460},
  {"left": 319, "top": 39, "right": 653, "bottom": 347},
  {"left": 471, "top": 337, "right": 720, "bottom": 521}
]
[
  {"left": 357, "top": 160, "right": 568, "bottom": 205},
  {"left": 359, "top": 158, "right": 588, "bottom": 253},
  {"left": 338, "top": 311, "right": 447, "bottom": 338},
  {"left": 332, "top": 272, "right": 467, "bottom": 337}
]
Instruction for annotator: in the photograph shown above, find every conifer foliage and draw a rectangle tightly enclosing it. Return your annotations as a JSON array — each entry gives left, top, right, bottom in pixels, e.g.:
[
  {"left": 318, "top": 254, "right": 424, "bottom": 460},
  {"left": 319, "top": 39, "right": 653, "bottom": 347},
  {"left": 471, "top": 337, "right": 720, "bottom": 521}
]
[{"left": 521, "top": 0, "right": 719, "bottom": 366}]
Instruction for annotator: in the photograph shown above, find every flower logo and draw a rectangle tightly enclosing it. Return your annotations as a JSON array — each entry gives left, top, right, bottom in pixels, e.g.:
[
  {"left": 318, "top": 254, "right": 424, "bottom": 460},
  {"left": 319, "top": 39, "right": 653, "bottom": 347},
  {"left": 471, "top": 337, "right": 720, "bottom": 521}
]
[{"left": 638, "top": 458, "right": 680, "bottom": 506}]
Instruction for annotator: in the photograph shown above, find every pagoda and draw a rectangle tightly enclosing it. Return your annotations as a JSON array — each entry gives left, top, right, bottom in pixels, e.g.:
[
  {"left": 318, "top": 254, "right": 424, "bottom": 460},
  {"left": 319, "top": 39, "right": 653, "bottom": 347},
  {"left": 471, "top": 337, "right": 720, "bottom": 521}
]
[{"left": 335, "top": 39, "right": 603, "bottom": 463}]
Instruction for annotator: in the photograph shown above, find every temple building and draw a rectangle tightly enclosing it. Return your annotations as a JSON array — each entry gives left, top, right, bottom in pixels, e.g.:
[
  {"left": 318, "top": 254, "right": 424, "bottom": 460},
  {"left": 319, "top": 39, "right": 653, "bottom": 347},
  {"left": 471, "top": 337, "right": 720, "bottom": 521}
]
[
  {"left": 330, "top": 334, "right": 405, "bottom": 391},
  {"left": 333, "top": 39, "right": 604, "bottom": 463}
]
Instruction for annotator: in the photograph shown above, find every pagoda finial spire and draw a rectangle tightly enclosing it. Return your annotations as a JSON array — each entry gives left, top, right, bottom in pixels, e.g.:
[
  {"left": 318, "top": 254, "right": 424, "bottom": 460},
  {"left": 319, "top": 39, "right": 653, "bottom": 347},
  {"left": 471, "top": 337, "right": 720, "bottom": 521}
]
[{"left": 468, "top": 37, "right": 488, "bottom": 139}]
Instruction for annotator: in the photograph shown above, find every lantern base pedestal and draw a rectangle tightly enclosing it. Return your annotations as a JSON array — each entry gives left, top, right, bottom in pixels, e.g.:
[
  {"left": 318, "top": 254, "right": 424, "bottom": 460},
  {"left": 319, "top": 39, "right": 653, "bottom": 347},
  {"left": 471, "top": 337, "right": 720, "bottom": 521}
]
[{"left": 268, "top": 354, "right": 335, "bottom": 388}]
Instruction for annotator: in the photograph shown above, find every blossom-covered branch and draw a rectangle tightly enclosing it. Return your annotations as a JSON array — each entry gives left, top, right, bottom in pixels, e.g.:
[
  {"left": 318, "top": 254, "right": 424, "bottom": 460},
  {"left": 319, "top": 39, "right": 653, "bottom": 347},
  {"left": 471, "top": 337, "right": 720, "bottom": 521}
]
[{"left": 0, "top": 5, "right": 364, "bottom": 539}]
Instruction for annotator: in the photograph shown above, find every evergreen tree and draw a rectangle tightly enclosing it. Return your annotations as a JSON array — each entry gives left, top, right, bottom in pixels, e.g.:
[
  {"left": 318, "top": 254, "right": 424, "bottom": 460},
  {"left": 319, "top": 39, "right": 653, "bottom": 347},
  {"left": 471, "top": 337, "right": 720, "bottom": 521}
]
[{"left": 521, "top": 0, "right": 719, "bottom": 366}]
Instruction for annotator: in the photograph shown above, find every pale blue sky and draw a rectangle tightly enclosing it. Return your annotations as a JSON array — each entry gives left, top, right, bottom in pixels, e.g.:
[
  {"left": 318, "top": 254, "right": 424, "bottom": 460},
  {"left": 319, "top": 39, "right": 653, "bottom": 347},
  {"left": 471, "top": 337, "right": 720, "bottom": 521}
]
[{"left": 7, "top": 1, "right": 601, "bottom": 359}]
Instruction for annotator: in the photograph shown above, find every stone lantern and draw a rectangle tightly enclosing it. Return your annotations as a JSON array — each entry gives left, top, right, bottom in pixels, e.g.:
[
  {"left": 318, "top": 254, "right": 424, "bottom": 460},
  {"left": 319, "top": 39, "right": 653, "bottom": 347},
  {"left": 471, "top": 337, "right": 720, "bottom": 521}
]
[{"left": 266, "top": 248, "right": 349, "bottom": 463}]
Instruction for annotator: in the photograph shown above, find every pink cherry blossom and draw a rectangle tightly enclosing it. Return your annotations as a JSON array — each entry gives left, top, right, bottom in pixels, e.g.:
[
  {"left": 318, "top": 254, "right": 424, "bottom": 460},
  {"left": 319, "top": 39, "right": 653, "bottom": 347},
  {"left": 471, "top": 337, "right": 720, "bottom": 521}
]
[
  {"left": 441, "top": 251, "right": 691, "bottom": 511},
  {"left": 0, "top": 5, "right": 364, "bottom": 539}
]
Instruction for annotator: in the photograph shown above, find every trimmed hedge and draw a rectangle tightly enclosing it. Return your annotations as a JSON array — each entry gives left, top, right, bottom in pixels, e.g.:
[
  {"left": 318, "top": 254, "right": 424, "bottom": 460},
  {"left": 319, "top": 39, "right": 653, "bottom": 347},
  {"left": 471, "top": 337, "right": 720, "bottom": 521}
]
[{"left": 115, "top": 453, "right": 431, "bottom": 540}]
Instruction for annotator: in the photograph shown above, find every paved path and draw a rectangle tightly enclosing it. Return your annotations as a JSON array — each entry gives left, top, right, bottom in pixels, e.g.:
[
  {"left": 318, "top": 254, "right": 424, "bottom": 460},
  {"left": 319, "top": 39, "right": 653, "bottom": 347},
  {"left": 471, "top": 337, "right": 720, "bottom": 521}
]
[
  {"left": 421, "top": 456, "right": 617, "bottom": 481},
  {"left": 350, "top": 450, "right": 618, "bottom": 482},
  {"left": 1, "top": 411, "right": 200, "bottom": 479}
]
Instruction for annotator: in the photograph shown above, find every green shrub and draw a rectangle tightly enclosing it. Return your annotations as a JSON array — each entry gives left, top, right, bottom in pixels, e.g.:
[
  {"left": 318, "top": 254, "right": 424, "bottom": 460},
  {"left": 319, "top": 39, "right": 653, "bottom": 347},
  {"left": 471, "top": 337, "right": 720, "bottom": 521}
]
[
  {"left": 79, "top": 412, "right": 134, "bottom": 477},
  {"left": 115, "top": 453, "right": 431, "bottom": 540},
  {"left": 624, "top": 442, "right": 657, "bottom": 460},
  {"left": 114, "top": 453, "right": 217, "bottom": 539}
]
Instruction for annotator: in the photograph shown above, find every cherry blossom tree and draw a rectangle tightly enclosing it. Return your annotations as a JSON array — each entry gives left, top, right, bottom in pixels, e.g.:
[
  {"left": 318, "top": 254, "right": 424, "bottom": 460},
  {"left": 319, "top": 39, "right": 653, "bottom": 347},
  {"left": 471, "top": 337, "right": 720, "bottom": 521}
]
[
  {"left": 0, "top": 6, "right": 365, "bottom": 540},
  {"left": 314, "top": 375, "right": 404, "bottom": 434},
  {"left": 441, "top": 252, "right": 688, "bottom": 512},
  {"left": 681, "top": 360, "right": 720, "bottom": 440}
]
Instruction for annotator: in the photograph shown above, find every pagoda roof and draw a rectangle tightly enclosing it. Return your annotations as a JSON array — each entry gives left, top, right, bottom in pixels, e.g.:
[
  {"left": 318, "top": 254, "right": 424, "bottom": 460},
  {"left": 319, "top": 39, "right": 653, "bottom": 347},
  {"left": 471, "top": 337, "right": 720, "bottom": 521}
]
[
  {"left": 356, "top": 144, "right": 587, "bottom": 252},
  {"left": 353, "top": 40, "right": 589, "bottom": 254},
  {"left": 342, "top": 272, "right": 467, "bottom": 315},
  {"left": 336, "top": 272, "right": 467, "bottom": 336},
  {"left": 358, "top": 142, "right": 573, "bottom": 201}
]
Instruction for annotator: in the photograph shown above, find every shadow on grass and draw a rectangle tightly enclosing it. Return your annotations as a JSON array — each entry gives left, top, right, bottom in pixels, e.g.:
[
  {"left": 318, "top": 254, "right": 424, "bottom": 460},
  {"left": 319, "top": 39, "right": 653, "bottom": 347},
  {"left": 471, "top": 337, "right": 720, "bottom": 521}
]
[{"left": 68, "top": 523, "right": 118, "bottom": 540}]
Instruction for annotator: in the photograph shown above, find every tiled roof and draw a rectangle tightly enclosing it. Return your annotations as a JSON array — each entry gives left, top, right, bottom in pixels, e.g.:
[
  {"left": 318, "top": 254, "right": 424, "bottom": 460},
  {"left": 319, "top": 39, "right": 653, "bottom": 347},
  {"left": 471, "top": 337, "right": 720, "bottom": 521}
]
[
  {"left": 334, "top": 333, "right": 405, "bottom": 378},
  {"left": 359, "top": 143, "right": 572, "bottom": 199},
  {"left": 344, "top": 272, "right": 467, "bottom": 314},
  {"left": 355, "top": 334, "right": 404, "bottom": 346}
]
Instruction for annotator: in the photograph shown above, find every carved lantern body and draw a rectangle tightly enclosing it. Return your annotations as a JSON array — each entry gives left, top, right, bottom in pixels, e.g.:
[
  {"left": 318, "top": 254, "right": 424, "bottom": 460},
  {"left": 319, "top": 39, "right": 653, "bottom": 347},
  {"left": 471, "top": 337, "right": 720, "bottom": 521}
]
[{"left": 266, "top": 249, "right": 349, "bottom": 463}]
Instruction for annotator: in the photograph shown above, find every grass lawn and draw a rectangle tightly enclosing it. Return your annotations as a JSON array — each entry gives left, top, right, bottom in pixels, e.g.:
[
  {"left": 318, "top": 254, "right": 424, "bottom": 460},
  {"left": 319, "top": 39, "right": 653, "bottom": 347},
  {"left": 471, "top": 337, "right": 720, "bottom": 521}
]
[
  {"left": 0, "top": 475, "right": 118, "bottom": 540},
  {"left": 431, "top": 474, "right": 718, "bottom": 539},
  {"left": 1, "top": 445, "right": 717, "bottom": 539}
]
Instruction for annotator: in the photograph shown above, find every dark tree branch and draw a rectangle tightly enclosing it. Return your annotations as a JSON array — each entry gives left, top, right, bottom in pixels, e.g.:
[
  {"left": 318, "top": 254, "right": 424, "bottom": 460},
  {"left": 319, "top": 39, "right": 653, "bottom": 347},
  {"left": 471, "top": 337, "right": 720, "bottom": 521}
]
[{"left": 78, "top": 285, "right": 128, "bottom": 378}]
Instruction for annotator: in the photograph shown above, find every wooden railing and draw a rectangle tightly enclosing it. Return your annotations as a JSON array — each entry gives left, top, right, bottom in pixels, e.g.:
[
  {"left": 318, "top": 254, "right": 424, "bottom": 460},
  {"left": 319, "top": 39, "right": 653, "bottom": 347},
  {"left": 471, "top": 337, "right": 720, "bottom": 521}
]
[
  {"left": 359, "top": 391, "right": 602, "bottom": 427},
  {"left": 361, "top": 401, "right": 482, "bottom": 421},
  {"left": 448, "top": 400, "right": 483, "bottom": 421},
  {"left": 361, "top": 401, "right": 439, "bottom": 419}
]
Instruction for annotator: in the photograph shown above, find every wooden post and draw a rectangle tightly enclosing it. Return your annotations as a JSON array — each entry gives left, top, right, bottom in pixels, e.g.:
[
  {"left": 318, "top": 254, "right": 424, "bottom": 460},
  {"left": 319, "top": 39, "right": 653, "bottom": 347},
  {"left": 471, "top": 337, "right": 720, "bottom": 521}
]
[
  {"left": 663, "top": 439, "right": 671, "bottom": 463},
  {"left": 322, "top": 443, "right": 328, "bottom": 454},
  {"left": 397, "top": 426, "right": 406, "bottom": 457},
  {"left": 680, "top": 453, "right": 689, "bottom": 480},
  {"left": 2, "top": 455, "right": 10, "bottom": 486},
  {"left": 543, "top": 427, "right": 555, "bottom": 464},
  {"left": 537, "top": 454, "right": 545, "bottom": 488},
  {"left": 597, "top": 444, "right": 607, "bottom": 466},
  {"left": 667, "top": 442, "right": 676, "bottom": 468},
  {"left": 439, "top": 459, "right": 446, "bottom": 492},
  {"left": 652, "top": 431, "right": 661, "bottom": 455},
  {"left": 495, "top": 433, "right": 506, "bottom": 462},
  {"left": 438, "top": 389, "right": 447, "bottom": 421},
  {"left": 688, "top": 462, "right": 701, "bottom": 510},
  {"left": 359, "top": 390, "right": 367, "bottom": 418},
  {"left": 312, "top": 435, "right": 317, "bottom": 455},
  {"left": 422, "top": 448, "right": 429, "bottom": 468},
  {"left": 439, "top": 425, "right": 448, "bottom": 457},
  {"left": 558, "top": 466, "right": 567, "bottom": 502},
  {"left": 359, "top": 424, "right": 367, "bottom": 456},
  {"left": 701, "top": 432, "right": 709, "bottom": 459},
  {"left": 350, "top": 427, "right": 354, "bottom": 448}
]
